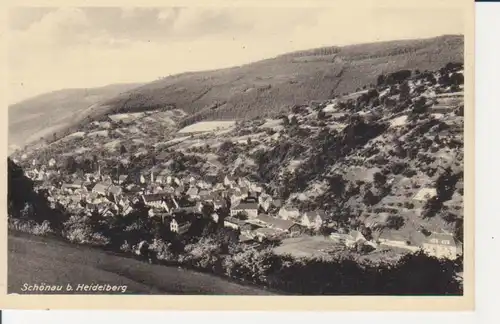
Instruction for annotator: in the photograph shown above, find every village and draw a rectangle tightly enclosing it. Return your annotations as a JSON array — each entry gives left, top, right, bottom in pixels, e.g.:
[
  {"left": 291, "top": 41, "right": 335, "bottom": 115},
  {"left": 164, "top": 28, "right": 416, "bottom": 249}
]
[
  {"left": 18, "top": 153, "right": 462, "bottom": 261},
  {"left": 8, "top": 62, "right": 467, "bottom": 264}
]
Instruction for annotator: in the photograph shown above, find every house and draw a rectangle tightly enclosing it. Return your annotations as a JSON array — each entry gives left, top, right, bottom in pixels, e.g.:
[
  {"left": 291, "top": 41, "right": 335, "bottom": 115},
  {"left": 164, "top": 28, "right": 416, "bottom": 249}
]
[
  {"left": 413, "top": 187, "right": 437, "bottom": 201},
  {"left": 194, "top": 201, "right": 205, "bottom": 213},
  {"left": 102, "top": 175, "right": 113, "bottom": 184},
  {"left": 377, "top": 230, "right": 420, "bottom": 252},
  {"left": 92, "top": 183, "right": 110, "bottom": 196},
  {"left": 186, "top": 186, "right": 199, "bottom": 198},
  {"left": 258, "top": 194, "right": 273, "bottom": 212},
  {"left": 224, "top": 175, "right": 237, "bottom": 187},
  {"left": 239, "top": 187, "right": 249, "bottom": 199},
  {"left": 272, "top": 199, "right": 283, "bottom": 209},
  {"left": 117, "top": 197, "right": 129, "bottom": 208},
  {"left": 196, "top": 180, "right": 212, "bottom": 190},
  {"left": 152, "top": 212, "right": 171, "bottom": 224},
  {"left": 254, "top": 214, "right": 302, "bottom": 234},
  {"left": 238, "top": 177, "right": 252, "bottom": 189},
  {"left": 214, "top": 183, "right": 226, "bottom": 191},
  {"left": 300, "top": 210, "right": 327, "bottom": 229},
  {"left": 249, "top": 183, "right": 263, "bottom": 194},
  {"left": 421, "top": 232, "right": 460, "bottom": 259},
  {"left": 230, "top": 202, "right": 259, "bottom": 219},
  {"left": 170, "top": 218, "right": 191, "bottom": 234},
  {"left": 198, "top": 190, "right": 211, "bottom": 199},
  {"left": 141, "top": 194, "right": 173, "bottom": 211},
  {"left": 278, "top": 207, "right": 301, "bottom": 220},
  {"left": 239, "top": 233, "right": 255, "bottom": 243},
  {"left": 254, "top": 228, "right": 282, "bottom": 241},
  {"left": 108, "top": 185, "right": 122, "bottom": 196},
  {"left": 172, "top": 206, "right": 200, "bottom": 216},
  {"left": 123, "top": 205, "right": 134, "bottom": 215},
  {"left": 61, "top": 182, "right": 83, "bottom": 192},
  {"left": 223, "top": 217, "right": 246, "bottom": 230},
  {"left": 213, "top": 199, "right": 226, "bottom": 210}
]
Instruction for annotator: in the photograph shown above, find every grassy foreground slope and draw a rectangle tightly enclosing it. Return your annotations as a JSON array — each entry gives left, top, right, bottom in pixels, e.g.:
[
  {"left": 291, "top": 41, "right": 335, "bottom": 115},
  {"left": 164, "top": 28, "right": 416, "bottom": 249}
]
[{"left": 8, "top": 231, "right": 274, "bottom": 295}]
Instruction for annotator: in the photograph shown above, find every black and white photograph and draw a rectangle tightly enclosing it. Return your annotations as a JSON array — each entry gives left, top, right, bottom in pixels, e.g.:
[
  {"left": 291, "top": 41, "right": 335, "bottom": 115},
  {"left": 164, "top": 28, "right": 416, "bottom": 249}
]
[{"left": 5, "top": 1, "right": 470, "bottom": 301}]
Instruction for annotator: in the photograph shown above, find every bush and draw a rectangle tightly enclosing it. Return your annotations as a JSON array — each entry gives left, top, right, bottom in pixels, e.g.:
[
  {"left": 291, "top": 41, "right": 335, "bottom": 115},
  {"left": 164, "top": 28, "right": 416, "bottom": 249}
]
[
  {"left": 64, "top": 225, "right": 111, "bottom": 247},
  {"left": 404, "top": 202, "right": 415, "bottom": 209},
  {"left": 180, "top": 237, "right": 223, "bottom": 272},
  {"left": 62, "top": 215, "right": 111, "bottom": 247},
  {"left": 386, "top": 215, "right": 405, "bottom": 230},
  {"left": 8, "top": 218, "right": 53, "bottom": 236},
  {"left": 150, "top": 239, "right": 176, "bottom": 261}
]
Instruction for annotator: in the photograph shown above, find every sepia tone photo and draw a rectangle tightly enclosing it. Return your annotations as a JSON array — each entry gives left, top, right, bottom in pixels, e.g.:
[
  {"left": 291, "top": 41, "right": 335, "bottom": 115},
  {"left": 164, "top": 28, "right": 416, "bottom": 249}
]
[{"left": 3, "top": 0, "right": 474, "bottom": 309}]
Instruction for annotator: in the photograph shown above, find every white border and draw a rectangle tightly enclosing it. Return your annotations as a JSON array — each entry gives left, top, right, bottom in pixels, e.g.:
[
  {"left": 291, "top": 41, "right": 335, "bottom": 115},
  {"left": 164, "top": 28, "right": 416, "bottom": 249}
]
[
  {"left": 474, "top": 2, "right": 500, "bottom": 322},
  {"left": 1, "top": 0, "right": 496, "bottom": 321}
]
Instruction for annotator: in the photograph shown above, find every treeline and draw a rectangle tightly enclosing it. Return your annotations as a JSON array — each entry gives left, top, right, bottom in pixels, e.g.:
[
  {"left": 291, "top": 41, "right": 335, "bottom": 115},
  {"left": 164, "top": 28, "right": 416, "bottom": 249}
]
[
  {"left": 8, "top": 158, "right": 68, "bottom": 233},
  {"left": 178, "top": 237, "right": 463, "bottom": 295}
]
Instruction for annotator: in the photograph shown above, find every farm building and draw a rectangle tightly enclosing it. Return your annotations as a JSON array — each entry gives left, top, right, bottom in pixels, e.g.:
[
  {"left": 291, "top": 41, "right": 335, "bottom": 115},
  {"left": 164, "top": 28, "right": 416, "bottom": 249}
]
[
  {"left": 230, "top": 202, "right": 259, "bottom": 219},
  {"left": 170, "top": 218, "right": 191, "bottom": 235},
  {"left": 254, "top": 214, "right": 302, "bottom": 233},
  {"left": 92, "top": 183, "right": 110, "bottom": 196},
  {"left": 422, "top": 232, "right": 461, "bottom": 260},
  {"left": 413, "top": 187, "right": 437, "bottom": 201}
]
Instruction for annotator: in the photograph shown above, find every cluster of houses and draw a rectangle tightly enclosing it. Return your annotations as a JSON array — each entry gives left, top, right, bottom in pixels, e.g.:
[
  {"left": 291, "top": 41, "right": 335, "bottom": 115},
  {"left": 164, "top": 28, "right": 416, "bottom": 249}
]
[
  {"left": 19, "top": 159, "right": 334, "bottom": 238},
  {"left": 17, "top": 135, "right": 462, "bottom": 260}
]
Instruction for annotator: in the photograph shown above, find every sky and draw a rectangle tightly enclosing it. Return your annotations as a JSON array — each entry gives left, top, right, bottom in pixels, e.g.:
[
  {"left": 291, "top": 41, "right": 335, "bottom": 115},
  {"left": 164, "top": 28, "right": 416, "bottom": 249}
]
[{"left": 8, "top": 6, "right": 465, "bottom": 104}]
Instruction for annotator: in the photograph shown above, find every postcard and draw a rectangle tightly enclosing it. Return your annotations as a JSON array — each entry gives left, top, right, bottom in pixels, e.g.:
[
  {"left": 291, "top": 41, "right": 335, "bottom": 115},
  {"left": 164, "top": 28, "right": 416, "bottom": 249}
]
[{"left": 0, "top": 0, "right": 475, "bottom": 311}]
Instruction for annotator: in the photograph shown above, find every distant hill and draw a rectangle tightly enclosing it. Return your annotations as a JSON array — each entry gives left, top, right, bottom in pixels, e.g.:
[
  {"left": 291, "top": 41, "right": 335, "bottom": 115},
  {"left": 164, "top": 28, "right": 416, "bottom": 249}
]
[
  {"left": 8, "top": 83, "right": 143, "bottom": 153},
  {"left": 97, "top": 35, "right": 463, "bottom": 123},
  {"left": 10, "top": 35, "right": 463, "bottom": 151}
]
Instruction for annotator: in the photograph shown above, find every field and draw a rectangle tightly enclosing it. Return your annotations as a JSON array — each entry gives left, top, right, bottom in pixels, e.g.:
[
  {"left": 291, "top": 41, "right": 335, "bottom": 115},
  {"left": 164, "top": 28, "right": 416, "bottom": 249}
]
[
  {"left": 274, "top": 236, "right": 340, "bottom": 259},
  {"left": 178, "top": 121, "right": 236, "bottom": 134}
]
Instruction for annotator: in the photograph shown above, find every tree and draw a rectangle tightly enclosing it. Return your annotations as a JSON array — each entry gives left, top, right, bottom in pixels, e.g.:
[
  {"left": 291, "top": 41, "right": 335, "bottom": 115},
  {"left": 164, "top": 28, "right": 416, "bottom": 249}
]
[
  {"left": 399, "top": 82, "right": 410, "bottom": 102},
  {"left": 413, "top": 97, "right": 428, "bottom": 114},
  {"left": 386, "top": 215, "right": 405, "bottom": 230},
  {"left": 449, "top": 73, "right": 464, "bottom": 86},
  {"left": 373, "top": 172, "right": 387, "bottom": 187},
  {"left": 65, "top": 156, "right": 77, "bottom": 173},
  {"left": 376, "top": 74, "right": 386, "bottom": 86},
  {"left": 435, "top": 168, "right": 461, "bottom": 202},
  {"left": 201, "top": 203, "right": 215, "bottom": 219},
  {"left": 281, "top": 115, "right": 290, "bottom": 126},
  {"left": 317, "top": 110, "right": 326, "bottom": 120},
  {"left": 120, "top": 145, "right": 127, "bottom": 155}
]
